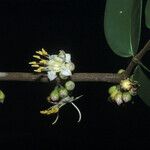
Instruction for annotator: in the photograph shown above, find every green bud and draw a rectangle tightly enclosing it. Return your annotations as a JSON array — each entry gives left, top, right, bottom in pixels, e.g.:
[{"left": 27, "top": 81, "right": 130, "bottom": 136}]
[
  {"left": 0, "top": 90, "right": 5, "bottom": 103},
  {"left": 50, "top": 88, "right": 59, "bottom": 101},
  {"left": 122, "top": 92, "right": 132, "bottom": 102},
  {"left": 114, "top": 92, "right": 123, "bottom": 105},
  {"left": 118, "top": 69, "right": 125, "bottom": 74},
  {"left": 110, "top": 90, "right": 119, "bottom": 100},
  {"left": 108, "top": 85, "right": 117, "bottom": 95},
  {"left": 59, "top": 72, "right": 68, "bottom": 80},
  {"left": 65, "top": 81, "right": 75, "bottom": 91},
  {"left": 59, "top": 87, "right": 68, "bottom": 98}
]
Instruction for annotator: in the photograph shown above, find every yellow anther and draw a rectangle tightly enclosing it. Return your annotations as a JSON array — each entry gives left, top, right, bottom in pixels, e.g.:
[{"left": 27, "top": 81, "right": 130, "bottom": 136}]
[
  {"left": 40, "top": 110, "right": 48, "bottom": 114},
  {"left": 34, "top": 67, "right": 45, "bottom": 73},
  {"left": 34, "top": 69, "right": 41, "bottom": 73},
  {"left": 36, "top": 51, "right": 43, "bottom": 55},
  {"left": 33, "top": 55, "right": 41, "bottom": 59},
  {"left": 29, "top": 61, "right": 37, "bottom": 65},
  {"left": 39, "top": 66, "right": 45, "bottom": 71},
  {"left": 39, "top": 59, "right": 47, "bottom": 65},
  {"left": 40, "top": 107, "right": 59, "bottom": 115},
  {"left": 31, "top": 64, "right": 39, "bottom": 67},
  {"left": 42, "top": 48, "right": 48, "bottom": 55}
]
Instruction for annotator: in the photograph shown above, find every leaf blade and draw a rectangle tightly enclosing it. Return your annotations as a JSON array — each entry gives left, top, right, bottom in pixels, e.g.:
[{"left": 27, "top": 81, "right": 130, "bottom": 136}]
[
  {"left": 133, "top": 66, "right": 150, "bottom": 106},
  {"left": 145, "top": 0, "right": 150, "bottom": 29},
  {"left": 104, "top": 0, "right": 142, "bottom": 57}
]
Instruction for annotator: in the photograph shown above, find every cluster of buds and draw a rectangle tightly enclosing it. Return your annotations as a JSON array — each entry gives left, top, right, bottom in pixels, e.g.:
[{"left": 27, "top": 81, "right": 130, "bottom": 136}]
[
  {"left": 108, "top": 69, "right": 140, "bottom": 105},
  {"left": 29, "top": 49, "right": 82, "bottom": 124},
  {"left": 40, "top": 80, "right": 82, "bottom": 124},
  {"left": 47, "top": 80, "right": 75, "bottom": 103}
]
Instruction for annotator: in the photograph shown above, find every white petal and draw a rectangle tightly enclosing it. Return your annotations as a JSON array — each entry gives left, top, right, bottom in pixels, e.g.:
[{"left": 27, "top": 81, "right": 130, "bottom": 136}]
[
  {"left": 61, "top": 68, "right": 72, "bottom": 76},
  {"left": 65, "top": 54, "right": 71, "bottom": 63},
  {"left": 58, "top": 50, "right": 66, "bottom": 60},
  {"left": 115, "top": 98, "right": 123, "bottom": 105},
  {"left": 48, "top": 55, "right": 57, "bottom": 60},
  {"left": 47, "top": 71, "right": 57, "bottom": 81}
]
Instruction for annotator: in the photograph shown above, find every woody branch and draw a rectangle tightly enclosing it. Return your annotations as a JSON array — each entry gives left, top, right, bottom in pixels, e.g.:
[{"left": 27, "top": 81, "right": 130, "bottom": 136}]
[{"left": 0, "top": 40, "right": 149, "bottom": 83}]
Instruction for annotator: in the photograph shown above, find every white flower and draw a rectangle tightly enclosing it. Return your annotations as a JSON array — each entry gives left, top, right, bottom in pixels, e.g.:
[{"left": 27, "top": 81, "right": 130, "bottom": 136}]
[{"left": 29, "top": 49, "right": 75, "bottom": 81}]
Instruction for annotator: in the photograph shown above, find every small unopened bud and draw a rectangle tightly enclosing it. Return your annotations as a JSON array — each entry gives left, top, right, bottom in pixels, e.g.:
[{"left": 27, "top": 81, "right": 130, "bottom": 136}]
[
  {"left": 120, "top": 78, "right": 132, "bottom": 91},
  {"left": 50, "top": 88, "right": 59, "bottom": 101},
  {"left": 66, "top": 62, "right": 75, "bottom": 71},
  {"left": 65, "top": 81, "right": 75, "bottom": 91},
  {"left": 129, "top": 87, "right": 137, "bottom": 96},
  {"left": 108, "top": 85, "right": 117, "bottom": 95},
  {"left": 59, "top": 87, "right": 68, "bottom": 98},
  {"left": 122, "top": 92, "right": 132, "bottom": 102},
  {"left": 118, "top": 69, "right": 125, "bottom": 74},
  {"left": 110, "top": 90, "right": 119, "bottom": 100},
  {"left": 0, "top": 90, "right": 5, "bottom": 103},
  {"left": 114, "top": 92, "right": 123, "bottom": 105},
  {"left": 59, "top": 72, "right": 68, "bottom": 80}
]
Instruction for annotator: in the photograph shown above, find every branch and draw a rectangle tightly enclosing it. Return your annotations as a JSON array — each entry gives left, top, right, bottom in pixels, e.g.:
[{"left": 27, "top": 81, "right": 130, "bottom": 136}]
[
  {"left": 0, "top": 40, "right": 149, "bottom": 84},
  {"left": 125, "top": 40, "right": 150, "bottom": 76},
  {"left": 0, "top": 72, "right": 123, "bottom": 83}
]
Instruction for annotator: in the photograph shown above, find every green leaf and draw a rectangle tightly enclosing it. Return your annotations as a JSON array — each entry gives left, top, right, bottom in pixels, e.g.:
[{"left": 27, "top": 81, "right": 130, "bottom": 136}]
[
  {"left": 0, "top": 90, "right": 5, "bottom": 104},
  {"left": 104, "top": 0, "right": 142, "bottom": 57},
  {"left": 133, "top": 66, "right": 150, "bottom": 106},
  {"left": 145, "top": 0, "right": 150, "bottom": 28}
]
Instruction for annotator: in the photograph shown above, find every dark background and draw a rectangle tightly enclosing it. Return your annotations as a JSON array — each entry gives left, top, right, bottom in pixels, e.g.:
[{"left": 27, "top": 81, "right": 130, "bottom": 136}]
[{"left": 0, "top": 0, "right": 150, "bottom": 149}]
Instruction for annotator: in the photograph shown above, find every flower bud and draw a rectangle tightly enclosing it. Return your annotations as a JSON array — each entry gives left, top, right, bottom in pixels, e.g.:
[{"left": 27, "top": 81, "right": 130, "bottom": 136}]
[
  {"left": 118, "top": 69, "right": 125, "bottom": 74},
  {"left": 66, "top": 62, "right": 75, "bottom": 71},
  {"left": 65, "top": 81, "right": 75, "bottom": 91},
  {"left": 50, "top": 88, "right": 59, "bottom": 101},
  {"left": 120, "top": 78, "right": 132, "bottom": 91},
  {"left": 122, "top": 92, "right": 132, "bottom": 102},
  {"left": 59, "top": 87, "right": 68, "bottom": 98},
  {"left": 129, "top": 87, "right": 137, "bottom": 96},
  {"left": 0, "top": 90, "right": 5, "bottom": 103},
  {"left": 110, "top": 89, "right": 119, "bottom": 100},
  {"left": 59, "top": 72, "right": 68, "bottom": 80},
  {"left": 114, "top": 92, "right": 123, "bottom": 105},
  {"left": 108, "top": 85, "right": 117, "bottom": 95}
]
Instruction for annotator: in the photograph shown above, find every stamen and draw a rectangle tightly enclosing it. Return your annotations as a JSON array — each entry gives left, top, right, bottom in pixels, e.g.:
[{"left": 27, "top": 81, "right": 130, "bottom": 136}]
[
  {"left": 39, "top": 59, "right": 47, "bottom": 65},
  {"left": 31, "top": 64, "right": 39, "bottom": 67},
  {"left": 40, "top": 106, "right": 59, "bottom": 115},
  {"left": 38, "top": 67, "right": 45, "bottom": 71},
  {"left": 33, "top": 55, "right": 41, "bottom": 59},
  {"left": 42, "top": 48, "right": 48, "bottom": 56},
  {"left": 29, "top": 61, "right": 37, "bottom": 65},
  {"left": 34, "top": 69, "right": 42, "bottom": 73},
  {"left": 36, "top": 51, "right": 43, "bottom": 55}
]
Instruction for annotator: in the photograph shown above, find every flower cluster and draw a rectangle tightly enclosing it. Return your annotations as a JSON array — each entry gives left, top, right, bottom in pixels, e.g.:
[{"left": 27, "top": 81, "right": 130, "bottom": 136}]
[
  {"left": 108, "top": 69, "right": 140, "bottom": 105},
  {"left": 29, "top": 48, "right": 75, "bottom": 81},
  {"left": 29, "top": 49, "right": 82, "bottom": 124}
]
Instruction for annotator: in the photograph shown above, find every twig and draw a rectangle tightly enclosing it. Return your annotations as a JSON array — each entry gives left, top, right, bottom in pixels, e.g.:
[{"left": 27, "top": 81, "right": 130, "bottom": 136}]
[
  {"left": 125, "top": 40, "right": 150, "bottom": 76},
  {"left": 0, "top": 72, "right": 123, "bottom": 83},
  {"left": 0, "top": 40, "right": 149, "bottom": 83}
]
